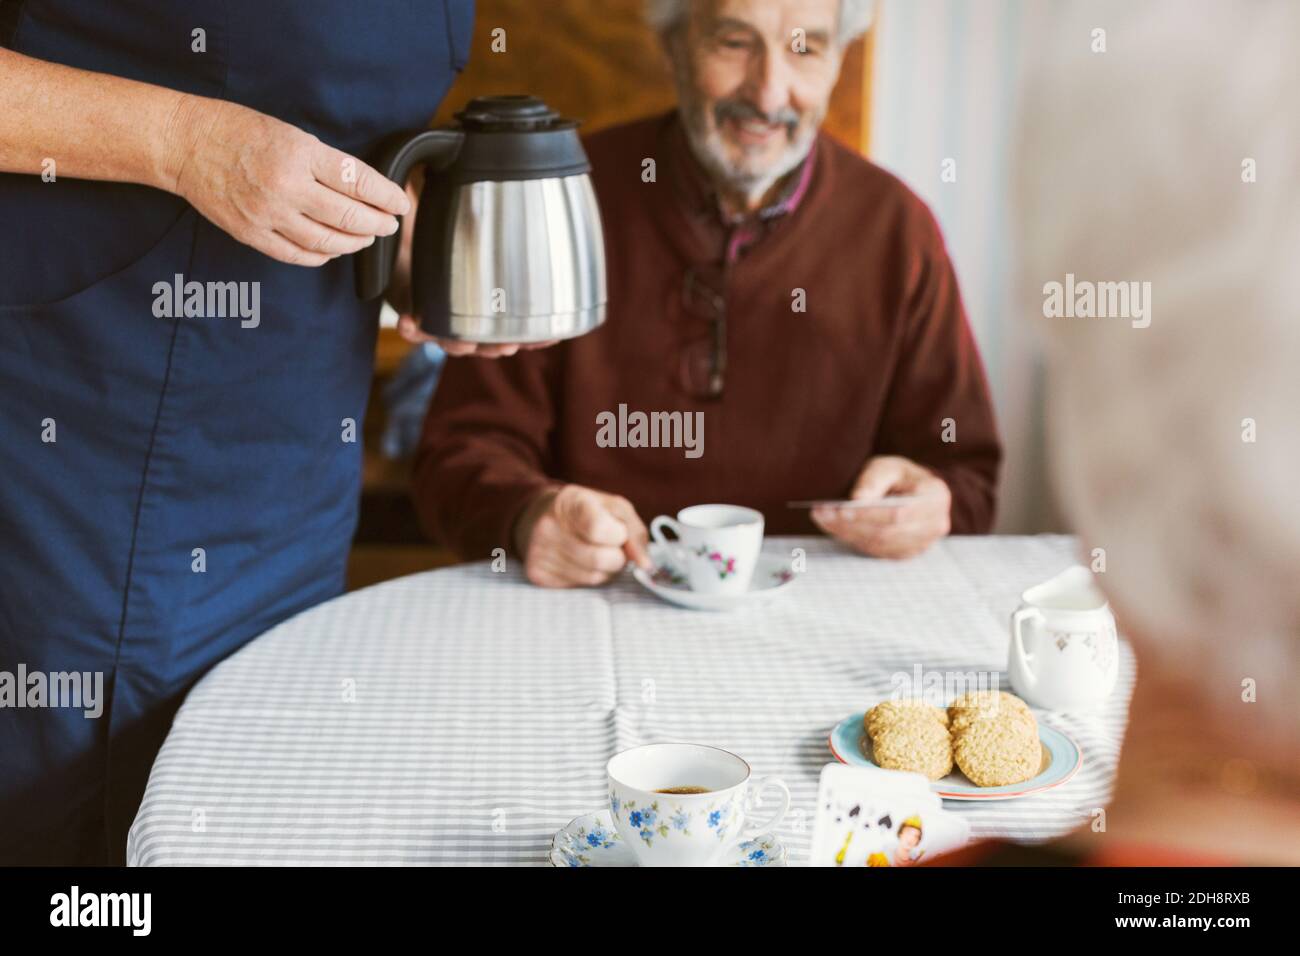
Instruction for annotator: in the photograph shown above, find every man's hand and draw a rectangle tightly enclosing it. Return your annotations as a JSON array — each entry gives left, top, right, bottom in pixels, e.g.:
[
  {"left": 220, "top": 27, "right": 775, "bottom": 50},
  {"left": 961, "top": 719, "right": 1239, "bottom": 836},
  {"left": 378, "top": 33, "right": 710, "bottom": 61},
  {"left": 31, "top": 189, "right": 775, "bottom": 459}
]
[
  {"left": 811, "top": 456, "right": 952, "bottom": 559},
  {"left": 515, "top": 485, "right": 653, "bottom": 588}
]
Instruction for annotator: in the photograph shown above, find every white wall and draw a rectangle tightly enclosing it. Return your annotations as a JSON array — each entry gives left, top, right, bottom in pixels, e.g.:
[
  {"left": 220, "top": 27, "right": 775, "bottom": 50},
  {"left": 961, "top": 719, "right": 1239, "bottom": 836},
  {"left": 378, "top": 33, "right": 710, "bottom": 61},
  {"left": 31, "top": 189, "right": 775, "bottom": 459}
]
[{"left": 869, "top": 0, "right": 1060, "bottom": 533}]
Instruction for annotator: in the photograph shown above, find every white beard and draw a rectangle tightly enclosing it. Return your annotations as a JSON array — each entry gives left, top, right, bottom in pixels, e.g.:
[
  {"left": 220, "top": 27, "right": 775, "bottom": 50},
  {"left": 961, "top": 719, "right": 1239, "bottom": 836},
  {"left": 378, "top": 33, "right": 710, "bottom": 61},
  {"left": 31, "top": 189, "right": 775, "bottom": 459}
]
[{"left": 683, "top": 117, "right": 818, "bottom": 207}]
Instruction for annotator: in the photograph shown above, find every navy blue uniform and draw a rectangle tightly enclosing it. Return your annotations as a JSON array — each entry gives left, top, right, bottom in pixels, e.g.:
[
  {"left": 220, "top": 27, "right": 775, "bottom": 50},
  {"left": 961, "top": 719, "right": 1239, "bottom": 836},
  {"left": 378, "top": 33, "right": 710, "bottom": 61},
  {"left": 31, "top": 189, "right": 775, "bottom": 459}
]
[{"left": 0, "top": 0, "right": 473, "bottom": 863}]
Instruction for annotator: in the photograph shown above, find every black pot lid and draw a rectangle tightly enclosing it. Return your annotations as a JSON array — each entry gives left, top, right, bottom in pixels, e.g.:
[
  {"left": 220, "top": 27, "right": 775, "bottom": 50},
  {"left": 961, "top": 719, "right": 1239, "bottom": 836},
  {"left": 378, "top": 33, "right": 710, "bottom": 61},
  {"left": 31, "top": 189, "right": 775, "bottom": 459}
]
[
  {"left": 449, "top": 95, "right": 589, "bottom": 181},
  {"left": 455, "top": 95, "right": 576, "bottom": 132}
]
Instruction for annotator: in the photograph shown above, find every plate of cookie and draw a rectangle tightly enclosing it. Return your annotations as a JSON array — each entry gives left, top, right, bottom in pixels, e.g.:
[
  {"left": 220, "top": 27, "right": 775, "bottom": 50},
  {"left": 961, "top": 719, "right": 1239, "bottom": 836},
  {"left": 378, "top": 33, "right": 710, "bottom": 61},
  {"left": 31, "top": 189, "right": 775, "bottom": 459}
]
[{"left": 828, "top": 691, "right": 1082, "bottom": 800}]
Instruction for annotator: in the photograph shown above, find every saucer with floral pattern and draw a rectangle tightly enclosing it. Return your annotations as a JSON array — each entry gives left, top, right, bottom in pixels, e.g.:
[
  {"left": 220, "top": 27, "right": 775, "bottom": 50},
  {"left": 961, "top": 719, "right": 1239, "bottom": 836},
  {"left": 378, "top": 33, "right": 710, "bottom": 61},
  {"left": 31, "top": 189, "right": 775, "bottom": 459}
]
[
  {"left": 549, "top": 810, "right": 787, "bottom": 867},
  {"left": 631, "top": 544, "right": 798, "bottom": 612}
]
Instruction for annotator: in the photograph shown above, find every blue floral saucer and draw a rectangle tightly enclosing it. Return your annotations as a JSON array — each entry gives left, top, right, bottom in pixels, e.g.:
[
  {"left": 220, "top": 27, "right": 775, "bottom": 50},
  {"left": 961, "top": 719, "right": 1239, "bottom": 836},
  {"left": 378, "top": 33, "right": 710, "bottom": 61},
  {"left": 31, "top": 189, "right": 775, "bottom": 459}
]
[{"left": 549, "top": 811, "right": 787, "bottom": 867}]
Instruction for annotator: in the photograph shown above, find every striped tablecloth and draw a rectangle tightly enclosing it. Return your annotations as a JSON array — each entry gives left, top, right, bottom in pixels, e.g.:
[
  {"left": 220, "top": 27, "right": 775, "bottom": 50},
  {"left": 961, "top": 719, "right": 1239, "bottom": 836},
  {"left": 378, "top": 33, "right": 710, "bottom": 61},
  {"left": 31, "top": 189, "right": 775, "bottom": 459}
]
[{"left": 128, "top": 535, "right": 1135, "bottom": 866}]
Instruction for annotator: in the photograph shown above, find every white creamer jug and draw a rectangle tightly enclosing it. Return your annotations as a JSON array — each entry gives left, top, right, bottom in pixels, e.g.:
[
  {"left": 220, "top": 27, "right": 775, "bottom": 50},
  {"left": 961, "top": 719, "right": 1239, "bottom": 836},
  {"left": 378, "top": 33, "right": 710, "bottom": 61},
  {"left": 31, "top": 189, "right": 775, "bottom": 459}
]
[{"left": 1008, "top": 565, "right": 1119, "bottom": 711}]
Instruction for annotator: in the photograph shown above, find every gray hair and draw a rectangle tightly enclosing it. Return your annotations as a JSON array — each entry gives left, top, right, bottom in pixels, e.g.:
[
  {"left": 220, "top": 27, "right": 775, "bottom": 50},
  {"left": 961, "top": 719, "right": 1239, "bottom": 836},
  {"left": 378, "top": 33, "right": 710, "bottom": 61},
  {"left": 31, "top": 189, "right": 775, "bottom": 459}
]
[
  {"left": 645, "top": 0, "right": 876, "bottom": 46},
  {"left": 1017, "top": 0, "right": 1300, "bottom": 747}
]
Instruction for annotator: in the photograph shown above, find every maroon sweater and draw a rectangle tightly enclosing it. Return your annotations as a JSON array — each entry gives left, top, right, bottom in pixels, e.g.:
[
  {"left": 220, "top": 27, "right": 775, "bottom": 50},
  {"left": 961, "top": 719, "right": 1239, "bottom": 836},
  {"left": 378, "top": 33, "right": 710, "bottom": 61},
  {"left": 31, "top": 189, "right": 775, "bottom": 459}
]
[{"left": 413, "top": 113, "right": 1001, "bottom": 559}]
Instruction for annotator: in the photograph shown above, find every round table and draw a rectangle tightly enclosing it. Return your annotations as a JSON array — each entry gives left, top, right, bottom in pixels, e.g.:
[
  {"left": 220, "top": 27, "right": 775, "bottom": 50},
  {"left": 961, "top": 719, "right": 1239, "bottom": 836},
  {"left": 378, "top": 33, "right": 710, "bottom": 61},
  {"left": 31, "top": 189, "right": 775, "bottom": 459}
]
[{"left": 127, "top": 535, "right": 1134, "bottom": 865}]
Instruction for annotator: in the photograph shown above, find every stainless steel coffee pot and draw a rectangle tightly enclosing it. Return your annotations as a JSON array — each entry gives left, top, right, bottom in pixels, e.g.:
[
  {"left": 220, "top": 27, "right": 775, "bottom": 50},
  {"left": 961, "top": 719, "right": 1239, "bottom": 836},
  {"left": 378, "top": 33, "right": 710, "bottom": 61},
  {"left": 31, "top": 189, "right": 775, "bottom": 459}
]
[{"left": 356, "top": 95, "right": 606, "bottom": 344}]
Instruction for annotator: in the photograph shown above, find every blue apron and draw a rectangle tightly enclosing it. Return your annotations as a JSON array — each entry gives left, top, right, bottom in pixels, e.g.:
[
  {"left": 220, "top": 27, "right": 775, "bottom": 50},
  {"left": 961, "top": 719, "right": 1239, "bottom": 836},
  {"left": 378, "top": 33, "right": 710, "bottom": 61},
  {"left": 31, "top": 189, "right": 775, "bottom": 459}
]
[{"left": 0, "top": 0, "right": 473, "bottom": 863}]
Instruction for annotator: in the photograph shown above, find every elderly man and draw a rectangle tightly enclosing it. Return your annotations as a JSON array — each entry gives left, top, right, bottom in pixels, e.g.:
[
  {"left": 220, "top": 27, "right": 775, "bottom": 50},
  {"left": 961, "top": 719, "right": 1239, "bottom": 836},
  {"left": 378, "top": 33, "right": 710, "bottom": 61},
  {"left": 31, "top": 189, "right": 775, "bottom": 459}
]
[{"left": 414, "top": 0, "right": 1001, "bottom": 587}]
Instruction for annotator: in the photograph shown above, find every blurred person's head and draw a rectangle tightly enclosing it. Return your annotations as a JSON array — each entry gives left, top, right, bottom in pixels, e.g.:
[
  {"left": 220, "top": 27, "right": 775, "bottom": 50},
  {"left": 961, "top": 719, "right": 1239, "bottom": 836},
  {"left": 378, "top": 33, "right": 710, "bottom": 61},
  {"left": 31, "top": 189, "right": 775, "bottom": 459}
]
[
  {"left": 1018, "top": 0, "right": 1300, "bottom": 860},
  {"left": 647, "top": 0, "right": 874, "bottom": 210}
]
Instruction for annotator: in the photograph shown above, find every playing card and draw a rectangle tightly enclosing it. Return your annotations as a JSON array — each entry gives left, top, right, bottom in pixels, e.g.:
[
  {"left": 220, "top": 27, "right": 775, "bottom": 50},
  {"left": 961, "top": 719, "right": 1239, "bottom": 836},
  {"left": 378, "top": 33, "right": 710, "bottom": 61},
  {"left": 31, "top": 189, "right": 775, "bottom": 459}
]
[{"left": 809, "top": 764, "right": 971, "bottom": 867}]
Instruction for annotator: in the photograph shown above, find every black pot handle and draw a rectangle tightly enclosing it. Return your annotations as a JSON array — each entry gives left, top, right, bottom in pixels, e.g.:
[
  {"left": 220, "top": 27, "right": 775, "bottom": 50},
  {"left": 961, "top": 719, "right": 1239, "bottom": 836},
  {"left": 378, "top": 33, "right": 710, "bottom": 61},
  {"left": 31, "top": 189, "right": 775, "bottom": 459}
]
[{"left": 355, "top": 129, "right": 464, "bottom": 301}]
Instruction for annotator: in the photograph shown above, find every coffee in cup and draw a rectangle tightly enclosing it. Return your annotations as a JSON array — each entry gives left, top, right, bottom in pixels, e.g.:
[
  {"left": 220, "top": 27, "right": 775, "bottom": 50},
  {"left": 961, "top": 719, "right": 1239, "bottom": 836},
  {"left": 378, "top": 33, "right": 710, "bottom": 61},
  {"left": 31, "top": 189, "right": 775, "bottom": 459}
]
[{"left": 607, "top": 742, "right": 790, "bottom": 866}]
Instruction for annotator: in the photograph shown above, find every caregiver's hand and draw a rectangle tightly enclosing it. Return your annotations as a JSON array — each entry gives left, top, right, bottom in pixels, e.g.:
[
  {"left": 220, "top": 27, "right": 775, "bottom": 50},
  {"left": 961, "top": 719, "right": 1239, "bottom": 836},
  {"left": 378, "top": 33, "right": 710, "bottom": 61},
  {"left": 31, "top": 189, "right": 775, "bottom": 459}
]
[
  {"left": 812, "top": 455, "right": 952, "bottom": 559},
  {"left": 0, "top": 48, "right": 405, "bottom": 266},
  {"left": 166, "top": 97, "right": 409, "bottom": 267},
  {"left": 515, "top": 485, "right": 653, "bottom": 588}
]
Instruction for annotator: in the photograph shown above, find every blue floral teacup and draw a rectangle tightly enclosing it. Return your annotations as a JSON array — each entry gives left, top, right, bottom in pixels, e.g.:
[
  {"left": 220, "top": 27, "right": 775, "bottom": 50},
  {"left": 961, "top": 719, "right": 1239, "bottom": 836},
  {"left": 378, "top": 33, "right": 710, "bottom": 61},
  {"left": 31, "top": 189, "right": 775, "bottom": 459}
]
[{"left": 607, "top": 743, "right": 790, "bottom": 866}]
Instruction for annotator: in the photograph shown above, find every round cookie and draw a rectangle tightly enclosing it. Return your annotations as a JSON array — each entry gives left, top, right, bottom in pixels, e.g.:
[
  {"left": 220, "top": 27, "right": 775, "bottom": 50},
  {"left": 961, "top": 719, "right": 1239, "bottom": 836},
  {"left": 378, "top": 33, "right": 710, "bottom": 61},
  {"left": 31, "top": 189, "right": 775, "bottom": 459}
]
[
  {"left": 948, "top": 690, "right": 1033, "bottom": 718},
  {"left": 952, "top": 716, "right": 1041, "bottom": 787},
  {"left": 869, "top": 716, "right": 954, "bottom": 781},
  {"left": 948, "top": 691, "right": 1035, "bottom": 735},
  {"left": 950, "top": 708, "right": 1036, "bottom": 736},
  {"left": 865, "top": 699, "right": 949, "bottom": 738}
]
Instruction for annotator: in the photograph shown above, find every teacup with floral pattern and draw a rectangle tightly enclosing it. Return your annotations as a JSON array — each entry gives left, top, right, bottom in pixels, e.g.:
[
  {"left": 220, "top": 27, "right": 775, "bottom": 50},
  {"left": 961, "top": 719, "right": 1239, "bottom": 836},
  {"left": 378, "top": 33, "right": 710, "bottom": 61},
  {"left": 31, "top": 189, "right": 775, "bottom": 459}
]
[
  {"left": 607, "top": 743, "right": 790, "bottom": 866},
  {"left": 649, "top": 504, "right": 764, "bottom": 595}
]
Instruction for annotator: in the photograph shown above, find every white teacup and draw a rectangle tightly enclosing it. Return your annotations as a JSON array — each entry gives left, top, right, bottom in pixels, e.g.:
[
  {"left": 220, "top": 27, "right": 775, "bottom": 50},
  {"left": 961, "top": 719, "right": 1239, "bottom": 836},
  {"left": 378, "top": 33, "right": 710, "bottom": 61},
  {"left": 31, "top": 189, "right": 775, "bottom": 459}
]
[
  {"left": 607, "top": 743, "right": 790, "bottom": 867},
  {"left": 1008, "top": 565, "right": 1119, "bottom": 711},
  {"left": 649, "top": 504, "right": 764, "bottom": 595}
]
